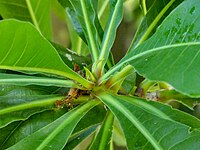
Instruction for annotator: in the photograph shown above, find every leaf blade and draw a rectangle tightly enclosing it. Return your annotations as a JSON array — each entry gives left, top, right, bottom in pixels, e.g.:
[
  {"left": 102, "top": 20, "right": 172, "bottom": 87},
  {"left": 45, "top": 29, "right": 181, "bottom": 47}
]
[
  {"left": 98, "top": 93, "right": 200, "bottom": 149},
  {"left": 0, "top": 19, "right": 92, "bottom": 88},
  {"left": 7, "top": 100, "right": 100, "bottom": 150},
  {"left": 97, "top": 0, "right": 123, "bottom": 72},
  {"left": 102, "top": 0, "right": 200, "bottom": 97},
  {"left": 0, "top": 73, "right": 74, "bottom": 87},
  {"left": 0, "top": 95, "right": 63, "bottom": 128},
  {"left": 88, "top": 111, "right": 114, "bottom": 150},
  {"left": 0, "top": 0, "right": 52, "bottom": 39}
]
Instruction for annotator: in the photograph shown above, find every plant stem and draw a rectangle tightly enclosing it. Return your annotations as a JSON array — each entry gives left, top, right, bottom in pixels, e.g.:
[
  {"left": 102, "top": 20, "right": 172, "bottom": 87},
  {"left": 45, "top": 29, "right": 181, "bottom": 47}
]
[
  {"left": 104, "top": 65, "right": 133, "bottom": 88},
  {"left": 25, "top": 0, "right": 40, "bottom": 33},
  {"left": 141, "top": 0, "right": 147, "bottom": 15}
]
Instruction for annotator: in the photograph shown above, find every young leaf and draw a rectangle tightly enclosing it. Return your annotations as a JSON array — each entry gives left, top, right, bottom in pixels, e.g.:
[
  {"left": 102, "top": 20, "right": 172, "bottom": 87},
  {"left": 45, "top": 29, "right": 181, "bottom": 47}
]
[
  {"left": 68, "top": 0, "right": 101, "bottom": 61},
  {"left": 99, "top": 93, "right": 200, "bottom": 150},
  {"left": 58, "top": 0, "right": 87, "bottom": 43},
  {"left": 103, "top": 0, "right": 200, "bottom": 97},
  {"left": 57, "top": 0, "right": 89, "bottom": 55},
  {"left": 0, "top": 95, "right": 63, "bottom": 128},
  {"left": 0, "top": 0, "right": 52, "bottom": 39},
  {"left": 88, "top": 111, "right": 114, "bottom": 150},
  {"left": 97, "top": 0, "right": 123, "bottom": 73},
  {"left": 0, "top": 73, "right": 74, "bottom": 87},
  {"left": 0, "top": 19, "right": 92, "bottom": 88},
  {"left": 98, "top": 0, "right": 110, "bottom": 29},
  {"left": 7, "top": 100, "right": 100, "bottom": 150}
]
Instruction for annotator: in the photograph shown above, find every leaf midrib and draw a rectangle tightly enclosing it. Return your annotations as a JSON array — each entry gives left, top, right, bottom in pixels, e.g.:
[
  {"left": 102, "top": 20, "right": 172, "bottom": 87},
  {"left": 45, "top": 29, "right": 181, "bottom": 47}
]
[
  {"left": 0, "top": 65, "right": 92, "bottom": 88},
  {"left": 0, "top": 96, "right": 62, "bottom": 115},
  {"left": 102, "top": 42, "right": 200, "bottom": 81},
  {"left": 101, "top": 94, "right": 163, "bottom": 150},
  {"left": 25, "top": 0, "right": 40, "bottom": 32},
  {"left": 98, "top": 0, "right": 122, "bottom": 67},
  {"left": 36, "top": 100, "right": 100, "bottom": 150}
]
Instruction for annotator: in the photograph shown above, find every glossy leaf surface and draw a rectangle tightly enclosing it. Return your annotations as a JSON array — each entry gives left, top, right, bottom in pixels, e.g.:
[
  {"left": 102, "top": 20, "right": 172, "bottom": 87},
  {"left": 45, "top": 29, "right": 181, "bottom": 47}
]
[
  {"left": 65, "top": 105, "right": 106, "bottom": 149},
  {"left": 0, "top": 0, "right": 52, "bottom": 39},
  {"left": 103, "top": 0, "right": 200, "bottom": 97},
  {"left": 7, "top": 100, "right": 99, "bottom": 150},
  {"left": 0, "top": 95, "right": 63, "bottom": 128},
  {"left": 88, "top": 111, "right": 114, "bottom": 150},
  {"left": 0, "top": 109, "right": 66, "bottom": 149},
  {"left": 98, "top": 0, "right": 123, "bottom": 71},
  {"left": 58, "top": 0, "right": 102, "bottom": 61},
  {"left": 99, "top": 93, "right": 200, "bottom": 150},
  {"left": 0, "top": 19, "right": 91, "bottom": 88}
]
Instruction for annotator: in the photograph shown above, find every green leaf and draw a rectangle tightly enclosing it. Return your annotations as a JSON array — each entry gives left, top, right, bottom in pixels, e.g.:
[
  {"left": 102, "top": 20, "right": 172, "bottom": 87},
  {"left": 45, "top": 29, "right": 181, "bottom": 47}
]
[
  {"left": 0, "top": 73, "right": 74, "bottom": 87},
  {"left": 99, "top": 93, "right": 200, "bottom": 150},
  {"left": 97, "top": 0, "right": 123, "bottom": 72},
  {"left": 98, "top": 0, "right": 110, "bottom": 29},
  {"left": 0, "top": 95, "right": 63, "bottom": 128},
  {"left": 0, "top": 19, "right": 92, "bottom": 88},
  {"left": 0, "top": 121, "right": 22, "bottom": 149},
  {"left": 0, "top": 84, "right": 65, "bottom": 96},
  {"left": 51, "top": 42, "right": 91, "bottom": 68},
  {"left": 65, "top": 105, "right": 106, "bottom": 149},
  {"left": 66, "top": 126, "right": 97, "bottom": 149},
  {"left": 88, "top": 111, "right": 114, "bottom": 150},
  {"left": 121, "top": 70, "right": 136, "bottom": 95},
  {"left": 65, "top": 0, "right": 101, "bottom": 62},
  {"left": 0, "top": 0, "right": 52, "bottom": 39},
  {"left": 129, "top": 0, "right": 184, "bottom": 49},
  {"left": 58, "top": 0, "right": 87, "bottom": 43},
  {"left": 103, "top": 0, "right": 200, "bottom": 97},
  {"left": 0, "top": 109, "right": 66, "bottom": 149},
  {"left": 7, "top": 100, "right": 100, "bottom": 150}
]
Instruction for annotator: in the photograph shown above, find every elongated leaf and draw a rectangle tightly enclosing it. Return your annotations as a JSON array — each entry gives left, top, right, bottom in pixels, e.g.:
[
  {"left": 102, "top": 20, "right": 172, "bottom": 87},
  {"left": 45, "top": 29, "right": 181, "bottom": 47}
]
[
  {"left": 65, "top": 105, "right": 106, "bottom": 149},
  {"left": 64, "top": 0, "right": 101, "bottom": 61},
  {"left": 0, "top": 19, "right": 92, "bottom": 88},
  {"left": 129, "top": 0, "right": 184, "bottom": 49},
  {"left": 0, "top": 73, "right": 74, "bottom": 87},
  {"left": 98, "top": 0, "right": 123, "bottom": 71},
  {"left": 89, "top": 111, "right": 114, "bottom": 150},
  {"left": 0, "top": 95, "right": 63, "bottom": 128},
  {"left": 99, "top": 93, "right": 200, "bottom": 149},
  {"left": 98, "top": 0, "right": 110, "bottom": 29},
  {"left": 58, "top": 0, "right": 87, "bottom": 43},
  {"left": 7, "top": 100, "right": 99, "bottom": 150},
  {"left": 0, "top": 109, "right": 66, "bottom": 149},
  {"left": 58, "top": 0, "right": 102, "bottom": 61},
  {"left": 0, "top": 0, "right": 52, "bottom": 39},
  {"left": 103, "top": 0, "right": 200, "bottom": 97},
  {"left": 0, "top": 83, "right": 65, "bottom": 96},
  {"left": 56, "top": 0, "right": 89, "bottom": 55}
]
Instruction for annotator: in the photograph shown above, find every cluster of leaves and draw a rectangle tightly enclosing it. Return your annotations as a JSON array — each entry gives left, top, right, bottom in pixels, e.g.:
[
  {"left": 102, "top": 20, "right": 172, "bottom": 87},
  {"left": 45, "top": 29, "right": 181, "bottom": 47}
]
[{"left": 0, "top": 0, "right": 200, "bottom": 149}]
